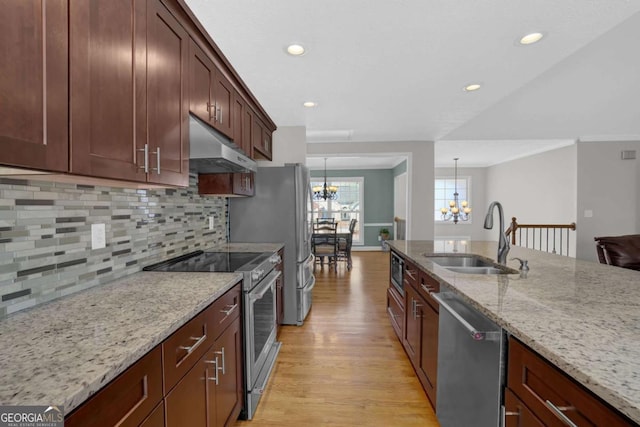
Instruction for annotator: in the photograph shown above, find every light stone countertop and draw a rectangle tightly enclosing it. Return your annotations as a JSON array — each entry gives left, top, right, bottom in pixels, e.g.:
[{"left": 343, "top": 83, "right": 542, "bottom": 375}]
[
  {"left": 387, "top": 240, "right": 640, "bottom": 424},
  {"left": 0, "top": 242, "right": 284, "bottom": 414}
]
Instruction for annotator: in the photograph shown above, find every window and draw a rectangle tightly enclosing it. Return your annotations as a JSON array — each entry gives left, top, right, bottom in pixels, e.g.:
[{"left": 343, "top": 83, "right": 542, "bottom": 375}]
[
  {"left": 311, "top": 177, "right": 363, "bottom": 245},
  {"left": 434, "top": 176, "right": 471, "bottom": 222}
]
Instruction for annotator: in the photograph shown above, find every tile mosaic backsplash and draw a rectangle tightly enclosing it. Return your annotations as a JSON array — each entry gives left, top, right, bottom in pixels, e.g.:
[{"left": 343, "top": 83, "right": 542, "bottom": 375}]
[{"left": 0, "top": 174, "right": 227, "bottom": 318}]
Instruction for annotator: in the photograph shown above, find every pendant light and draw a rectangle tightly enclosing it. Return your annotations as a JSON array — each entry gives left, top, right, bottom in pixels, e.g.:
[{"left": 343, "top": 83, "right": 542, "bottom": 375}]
[
  {"left": 312, "top": 158, "right": 338, "bottom": 201},
  {"left": 440, "top": 158, "right": 471, "bottom": 224}
]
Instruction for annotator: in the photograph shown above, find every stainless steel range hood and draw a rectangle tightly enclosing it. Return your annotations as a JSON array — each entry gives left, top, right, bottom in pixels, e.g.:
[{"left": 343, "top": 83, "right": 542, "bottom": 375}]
[{"left": 189, "top": 114, "right": 257, "bottom": 174}]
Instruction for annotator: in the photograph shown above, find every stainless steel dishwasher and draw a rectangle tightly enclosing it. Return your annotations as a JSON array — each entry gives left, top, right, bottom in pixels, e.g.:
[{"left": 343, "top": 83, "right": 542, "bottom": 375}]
[{"left": 432, "top": 290, "right": 506, "bottom": 427}]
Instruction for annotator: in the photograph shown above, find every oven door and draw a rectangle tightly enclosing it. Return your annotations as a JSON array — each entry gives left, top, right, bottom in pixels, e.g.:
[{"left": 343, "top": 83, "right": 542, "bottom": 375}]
[
  {"left": 245, "top": 269, "right": 281, "bottom": 391},
  {"left": 390, "top": 251, "right": 404, "bottom": 295}
]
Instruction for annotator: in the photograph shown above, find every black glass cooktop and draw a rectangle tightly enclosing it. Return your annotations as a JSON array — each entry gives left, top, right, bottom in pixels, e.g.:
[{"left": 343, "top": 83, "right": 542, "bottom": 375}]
[{"left": 143, "top": 251, "right": 264, "bottom": 273}]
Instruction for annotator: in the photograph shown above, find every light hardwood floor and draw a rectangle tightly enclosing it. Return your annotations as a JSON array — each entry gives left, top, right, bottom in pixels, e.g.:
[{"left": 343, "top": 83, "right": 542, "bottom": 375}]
[{"left": 232, "top": 251, "right": 440, "bottom": 427}]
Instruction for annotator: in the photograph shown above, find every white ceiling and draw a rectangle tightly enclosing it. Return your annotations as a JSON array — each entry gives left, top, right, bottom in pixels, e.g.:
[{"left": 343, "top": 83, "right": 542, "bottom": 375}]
[{"left": 185, "top": 0, "right": 640, "bottom": 167}]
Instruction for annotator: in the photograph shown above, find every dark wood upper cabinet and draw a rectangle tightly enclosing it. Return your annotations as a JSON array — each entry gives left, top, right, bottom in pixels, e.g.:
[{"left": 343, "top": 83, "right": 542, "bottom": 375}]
[
  {"left": 188, "top": 39, "right": 234, "bottom": 141},
  {"left": 198, "top": 173, "right": 254, "bottom": 197},
  {"left": 189, "top": 39, "right": 215, "bottom": 126},
  {"left": 212, "top": 69, "right": 234, "bottom": 138},
  {"left": 0, "top": 0, "right": 68, "bottom": 172},
  {"left": 2, "top": 0, "right": 274, "bottom": 184},
  {"left": 69, "top": 0, "right": 189, "bottom": 187},
  {"left": 146, "top": 0, "right": 190, "bottom": 187},
  {"left": 69, "top": 0, "right": 148, "bottom": 182},
  {"left": 251, "top": 116, "right": 273, "bottom": 161}
]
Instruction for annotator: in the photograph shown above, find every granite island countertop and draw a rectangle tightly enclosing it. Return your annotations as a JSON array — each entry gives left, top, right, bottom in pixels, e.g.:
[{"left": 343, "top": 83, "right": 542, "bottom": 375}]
[
  {"left": 387, "top": 240, "right": 640, "bottom": 424},
  {"left": 0, "top": 241, "right": 283, "bottom": 414}
]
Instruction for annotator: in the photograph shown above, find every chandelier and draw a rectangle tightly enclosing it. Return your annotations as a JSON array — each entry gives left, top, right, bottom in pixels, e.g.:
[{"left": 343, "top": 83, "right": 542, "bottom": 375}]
[
  {"left": 440, "top": 158, "right": 471, "bottom": 224},
  {"left": 312, "top": 158, "right": 338, "bottom": 201}
]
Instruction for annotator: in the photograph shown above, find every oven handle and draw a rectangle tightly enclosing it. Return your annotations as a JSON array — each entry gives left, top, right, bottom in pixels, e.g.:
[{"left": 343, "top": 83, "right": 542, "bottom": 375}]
[{"left": 249, "top": 270, "right": 281, "bottom": 302}]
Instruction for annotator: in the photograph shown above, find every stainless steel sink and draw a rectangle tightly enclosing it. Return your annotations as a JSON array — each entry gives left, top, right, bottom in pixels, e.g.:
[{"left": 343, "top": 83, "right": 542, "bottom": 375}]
[
  {"left": 424, "top": 255, "right": 494, "bottom": 268},
  {"left": 423, "top": 254, "right": 519, "bottom": 275},
  {"left": 445, "top": 266, "right": 516, "bottom": 275}
]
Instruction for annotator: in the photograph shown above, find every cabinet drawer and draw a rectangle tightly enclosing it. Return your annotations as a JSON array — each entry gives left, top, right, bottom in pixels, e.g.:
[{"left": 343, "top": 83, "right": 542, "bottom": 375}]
[
  {"left": 66, "top": 346, "right": 163, "bottom": 427},
  {"left": 504, "top": 388, "right": 544, "bottom": 427},
  {"left": 387, "top": 287, "right": 404, "bottom": 340},
  {"left": 508, "top": 337, "right": 632, "bottom": 427},
  {"left": 163, "top": 306, "right": 214, "bottom": 393},
  {"left": 403, "top": 258, "right": 419, "bottom": 289},
  {"left": 417, "top": 270, "right": 440, "bottom": 311},
  {"left": 210, "top": 282, "right": 242, "bottom": 336},
  {"left": 140, "top": 402, "right": 165, "bottom": 427}
]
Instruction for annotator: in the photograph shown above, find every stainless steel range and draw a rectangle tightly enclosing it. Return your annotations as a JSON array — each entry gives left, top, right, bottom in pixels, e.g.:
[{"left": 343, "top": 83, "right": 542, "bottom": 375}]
[{"left": 144, "top": 250, "right": 282, "bottom": 420}]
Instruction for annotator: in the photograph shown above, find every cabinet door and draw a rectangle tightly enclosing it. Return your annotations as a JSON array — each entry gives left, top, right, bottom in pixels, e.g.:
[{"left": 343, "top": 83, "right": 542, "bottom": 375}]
[
  {"left": 242, "top": 103, "right": 254, "bottom": 159},
  {"left": 212, "top": 319, "right": 243, "bottom": 427},
  {"left": 212, "top": 70, "right": 234, "bottom": 138},
  {"left": 418, "top": 294, "right": 438, "bottom": 407},
  {"left": 403, "top": 285, "right": 420, "bottom": 364},
  {"left": 232, "top": 173, "right": 254, "bottom": 196},
  {"left": 0, "top": 0, "right": 68, "bottom": 172},
  {"left": 189, "top": 39, "right": 214, "bottom": 126},
  {"left": 387, "top": 287, "right": 404, "bottom": 340},
  {"left": 69, "top": 0, "right": 147, "bottom": 182},
  {"left": 165, "top": 353, "right": 208, "bottom": 427},
  {"left": 140, "top": 402, "right": 165, "bottom": 427},
  {"left": 251, "top": 116, "right": 273, "bottom": 160},
  {"left": 147, "top": 0, "right": 189, "bottom": 186}
]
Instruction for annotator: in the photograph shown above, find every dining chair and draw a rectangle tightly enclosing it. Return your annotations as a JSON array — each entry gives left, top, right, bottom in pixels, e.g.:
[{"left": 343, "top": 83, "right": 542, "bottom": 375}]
[
  {"left": 312, "top": 222, "right": 338, "bottom": 271},
  {"left": 337, "top": 219, "right": 357, "bottom": 270}
]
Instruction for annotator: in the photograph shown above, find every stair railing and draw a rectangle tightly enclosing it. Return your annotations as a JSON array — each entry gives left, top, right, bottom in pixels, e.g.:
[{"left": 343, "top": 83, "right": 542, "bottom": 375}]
[{"left": 505, "top": 217, "right": 576, "bottom": 256}]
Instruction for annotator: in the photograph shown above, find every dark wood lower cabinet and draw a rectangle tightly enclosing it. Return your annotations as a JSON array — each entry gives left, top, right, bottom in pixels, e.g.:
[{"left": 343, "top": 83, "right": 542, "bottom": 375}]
[
  {"left": 165, "top": 351, "right": 208, "bottom": 427},
  {"left": 403, "top": 280, "right": 438, "bottom": 407},
  {"left": 140, "top": 402, "right": 166, "bottom": 427},
  {"left": 165, "top": 305, "right": 242, "bottom": 427},
  {"left": 65, "top": 346, "right": 163, "bottom": 427},
  {"left": 66, "top": 284, "right": 243, "bottom": 427},
  {"left": 508, "top": 337, "right": 634, "bottom": 426},
  {"left": 504, "top": 388, "right": 544, "bottom": 427},
  {"left": 387, "top": 287, "right": 404, "bottom": 340}
]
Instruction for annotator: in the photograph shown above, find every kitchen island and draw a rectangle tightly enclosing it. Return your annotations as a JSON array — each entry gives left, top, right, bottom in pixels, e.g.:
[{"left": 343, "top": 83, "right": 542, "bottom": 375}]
[
  {"left": 388, "top": 240, "right": 640, "bottom": 424},
  {"left": 0, "top": 242, "right": 282, "bottom": 416}
]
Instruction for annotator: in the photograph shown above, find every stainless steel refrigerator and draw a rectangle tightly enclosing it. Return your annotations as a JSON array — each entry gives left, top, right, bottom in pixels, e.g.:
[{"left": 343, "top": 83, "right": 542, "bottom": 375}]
[{"left": 229, "top": 163, "right": 315, "bottom": 325}]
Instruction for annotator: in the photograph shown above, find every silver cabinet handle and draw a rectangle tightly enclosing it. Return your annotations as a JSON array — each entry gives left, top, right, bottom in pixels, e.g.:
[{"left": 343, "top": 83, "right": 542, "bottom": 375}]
[
  {"left": 218, "top": 106, "right": 223, "bottom": 124},
  {"left": 137, "top": 144, "right": 149, "bottom": 173},
  {"left": 501, "top": 405, "right": 520, "bottom": 426},
  {"left": 432, "top": 293, "right": 501, "bottom": 341},
  {"left": 215, "top": 347, "right": 226, "bottom": 375},
  {"left": 545, "top": 400, "right": 577, "bottom": 427},
  {"left": 220, "top": 303, "right": 238, "bottom": 317},
  {"left": 150, "top": 147, "right": 160, "bottom": 174},
  {"left": 205, "top": 358, "right": 220, "bottom": 385},
  {"left": 206, "top": 101, "right": 212, "bottom": 121},
  {"left": 178, "top": 332, "right": 207, "bottom": 354}
]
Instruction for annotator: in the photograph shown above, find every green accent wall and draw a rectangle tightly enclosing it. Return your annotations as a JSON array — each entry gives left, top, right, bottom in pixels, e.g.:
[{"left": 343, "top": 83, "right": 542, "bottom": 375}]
[{"left": 311, "top": 169, "right": 394, "bottom": 246}]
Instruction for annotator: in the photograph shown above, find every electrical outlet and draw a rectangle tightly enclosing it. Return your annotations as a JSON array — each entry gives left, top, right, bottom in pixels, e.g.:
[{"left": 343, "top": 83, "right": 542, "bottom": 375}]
[
  {"left": 378, "top": 235, "right": 382, "bottom": 241},
  {"left": 208, "top": 216, "right": 215, "bottom": 230},
  {"left": 91, "top": 223, "right": 106, "bottom": 249}
]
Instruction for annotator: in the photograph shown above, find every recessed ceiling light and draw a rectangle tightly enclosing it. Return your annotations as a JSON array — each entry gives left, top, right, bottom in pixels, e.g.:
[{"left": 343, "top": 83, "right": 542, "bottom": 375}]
[
  {"left": 286, "top": 44, "right": 305, "bottom": 56},
  {"left": 464, "top": 84, "right": 481, "bottom": 92},
  {"left": 303, "top": 101, "right": 317, "bottom": 107},
  {"left": 519, "top": 32, "right": 544, "bottom": 45}
]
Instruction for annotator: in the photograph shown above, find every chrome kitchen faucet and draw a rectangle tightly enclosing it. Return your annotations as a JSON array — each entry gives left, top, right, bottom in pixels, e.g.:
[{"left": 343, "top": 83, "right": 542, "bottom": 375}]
[{"left": 483, "top": 201, "right": 510, "bottom": 265}]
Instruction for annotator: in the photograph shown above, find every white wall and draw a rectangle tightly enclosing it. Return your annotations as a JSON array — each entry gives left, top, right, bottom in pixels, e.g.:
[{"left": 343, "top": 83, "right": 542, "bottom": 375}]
[
  {"left": 259, "top": 126, "right": 307, "bottom": 166},
  {"left": 307, "top": 141, "right": 434, "bottom": 240},
  {"left": 576, "top": 140, "right": 640, "bottom": 261},
  {"left": 434, "top": 167, "right": 487, "bottom": 241},
  {"left": 484, "top": 144, "right": 578, "bottom": 255}
]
